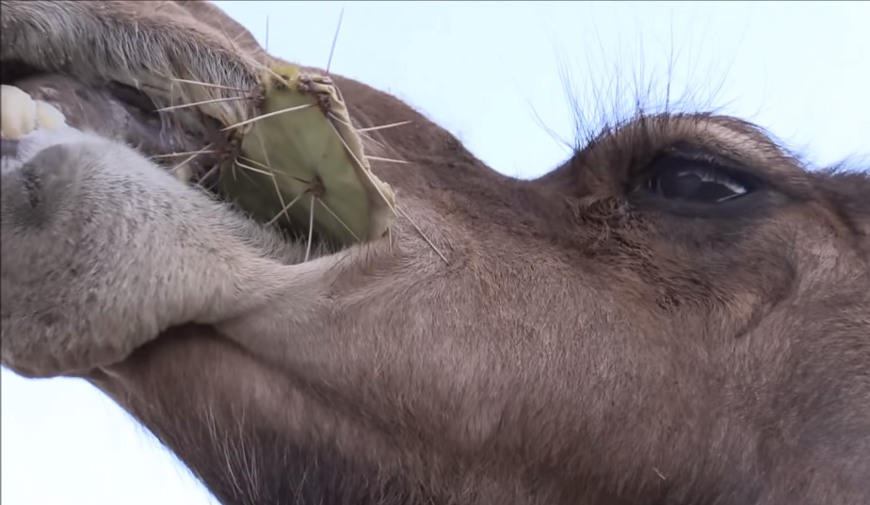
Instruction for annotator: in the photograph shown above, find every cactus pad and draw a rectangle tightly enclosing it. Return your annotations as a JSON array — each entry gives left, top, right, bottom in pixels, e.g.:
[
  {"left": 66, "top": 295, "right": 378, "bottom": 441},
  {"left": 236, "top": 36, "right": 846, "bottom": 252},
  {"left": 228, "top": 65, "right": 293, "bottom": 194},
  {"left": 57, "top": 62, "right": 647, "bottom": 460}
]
[{"left": 219, "top": 64, "right": 397, "bottom": 247}]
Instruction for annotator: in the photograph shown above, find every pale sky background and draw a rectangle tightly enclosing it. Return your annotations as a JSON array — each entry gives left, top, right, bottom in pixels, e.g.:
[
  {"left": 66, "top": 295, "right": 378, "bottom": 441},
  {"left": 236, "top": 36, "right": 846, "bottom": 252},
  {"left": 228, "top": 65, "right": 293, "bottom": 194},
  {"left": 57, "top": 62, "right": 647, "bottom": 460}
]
[{"left": 2, "top": 2, "right": 868, "bottom": 504}]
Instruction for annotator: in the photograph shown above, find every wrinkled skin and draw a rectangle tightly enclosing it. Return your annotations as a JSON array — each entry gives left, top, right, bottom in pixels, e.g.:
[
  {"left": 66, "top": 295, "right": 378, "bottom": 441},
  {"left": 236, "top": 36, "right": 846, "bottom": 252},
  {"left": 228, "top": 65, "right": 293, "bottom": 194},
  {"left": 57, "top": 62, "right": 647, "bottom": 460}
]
[{"left": 1, "top": 2, "right": 869, "bottom": 505}]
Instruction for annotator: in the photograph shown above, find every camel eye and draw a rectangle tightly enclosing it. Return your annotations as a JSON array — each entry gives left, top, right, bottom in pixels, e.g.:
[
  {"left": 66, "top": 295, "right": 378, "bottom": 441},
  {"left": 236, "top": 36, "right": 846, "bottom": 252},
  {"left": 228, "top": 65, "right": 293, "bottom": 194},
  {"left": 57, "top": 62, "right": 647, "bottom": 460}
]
[{"left": 643, "top": 156, "right": 752, "bottom": 204}]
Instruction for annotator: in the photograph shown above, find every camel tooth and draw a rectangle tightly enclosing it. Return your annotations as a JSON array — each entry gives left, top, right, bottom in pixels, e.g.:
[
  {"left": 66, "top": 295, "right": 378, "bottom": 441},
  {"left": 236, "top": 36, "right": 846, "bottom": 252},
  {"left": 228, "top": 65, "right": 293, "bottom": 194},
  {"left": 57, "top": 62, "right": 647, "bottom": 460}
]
[
  {"left": 34, "top": 99, "right": 67, "bottom": 132},
  {"left": 1, "top": 85, "right": 37, "bottom": 138},
  {"left": 1, "top": 84, "right": 67, "bottom": 139}
]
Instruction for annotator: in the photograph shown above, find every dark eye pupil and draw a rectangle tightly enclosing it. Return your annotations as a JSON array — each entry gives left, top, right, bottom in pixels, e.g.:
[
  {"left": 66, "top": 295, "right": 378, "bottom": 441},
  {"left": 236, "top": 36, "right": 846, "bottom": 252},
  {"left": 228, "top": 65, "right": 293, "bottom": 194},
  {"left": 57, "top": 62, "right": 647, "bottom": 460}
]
[
  {"left": 659, "top": 171, "right": 702, "bottom": 199},
  {"left": 651, "top": 169, "right": 747, "bottom": 203}
]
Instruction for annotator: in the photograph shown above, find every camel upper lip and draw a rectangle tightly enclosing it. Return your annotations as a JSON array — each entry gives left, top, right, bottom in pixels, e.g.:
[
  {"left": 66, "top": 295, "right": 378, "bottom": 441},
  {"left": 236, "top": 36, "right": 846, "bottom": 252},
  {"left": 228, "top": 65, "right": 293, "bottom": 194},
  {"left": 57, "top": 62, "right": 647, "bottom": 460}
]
[{"left": 2, "top": 66, "right": 220, "bottom": 180}]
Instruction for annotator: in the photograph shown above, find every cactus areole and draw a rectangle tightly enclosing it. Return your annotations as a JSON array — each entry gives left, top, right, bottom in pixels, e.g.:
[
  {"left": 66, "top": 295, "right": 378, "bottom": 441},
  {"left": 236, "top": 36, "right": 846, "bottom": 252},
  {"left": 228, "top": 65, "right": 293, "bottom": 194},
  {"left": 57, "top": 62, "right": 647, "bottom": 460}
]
[{"left": 219, "top": 64, "right": 397, "bottom": 247}]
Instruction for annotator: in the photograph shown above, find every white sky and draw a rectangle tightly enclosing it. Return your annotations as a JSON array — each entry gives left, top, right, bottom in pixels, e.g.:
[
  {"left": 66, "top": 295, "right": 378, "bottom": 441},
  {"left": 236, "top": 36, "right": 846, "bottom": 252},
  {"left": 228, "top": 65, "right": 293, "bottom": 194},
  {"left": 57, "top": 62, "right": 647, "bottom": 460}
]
[{"left": 2, "top": 2, "right": 868, "bottom": 504}]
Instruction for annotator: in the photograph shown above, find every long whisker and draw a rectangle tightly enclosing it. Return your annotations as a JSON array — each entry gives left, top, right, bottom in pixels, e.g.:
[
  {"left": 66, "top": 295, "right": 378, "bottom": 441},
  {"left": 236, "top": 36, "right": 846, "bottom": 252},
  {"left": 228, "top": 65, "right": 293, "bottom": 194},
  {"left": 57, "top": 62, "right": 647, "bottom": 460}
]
[
  {"left": 221, "top": 103, "right": 315, "bottom": 131},
  {"left": 253, "top": 127, "right": 295, "bottom": 226},
  {"left": 156, "top": 95, "right": 250, "bottom": 112},
  {"left": 267, "top": 191, "right": 306, "bottom": 227},
  {"left": 316, "top": 198, "right": 361, "bottom": 243},
  {"left": 305, "top": 195, "right": 316, "bottom": 262},
  {"left": 195, "top": 164, "right": 220, "bottom": 188},
  {"left": 356, "top": 120, "right": 412, "bottom": 133},
  {"left": 326, "top": 6, "right": 346, "bottom": 75},
  {"left": 166, "top": 145, "right": 214, "bottom": 174},
  {"left": 327, "top": 112, "right": 388, "bottom": 150},
  {"left": 237, "top": 158, "right": 313, "bottom": 191},
  {"left": 265, "top": 15, "right": 270, "bottom": 54},
  {"left": 397, "top": 205, "right": 449, "bottom": 264},
  {"left": 211, "top": 22, "right": 289, "bottom": 87},
  {"left": 170, "top": 77, "right": 248, "bottom": 93},
  {"left": 367, "top": 156, "right": 409, "bottom": 164},
  {"left": 325, "top": 119, "right": 398, "bottom": 216},
  {"left": 236, "top": 155, "right": 272, "bottom": 171},
  {"left": 152, "top": 149, "right": 217, "bottom": 159},
  {"left": 326, "top": 111, "right": 354, "bottom": 128},
  {"left": 234, "top": 158, "right": 276, "bottom": 177}
]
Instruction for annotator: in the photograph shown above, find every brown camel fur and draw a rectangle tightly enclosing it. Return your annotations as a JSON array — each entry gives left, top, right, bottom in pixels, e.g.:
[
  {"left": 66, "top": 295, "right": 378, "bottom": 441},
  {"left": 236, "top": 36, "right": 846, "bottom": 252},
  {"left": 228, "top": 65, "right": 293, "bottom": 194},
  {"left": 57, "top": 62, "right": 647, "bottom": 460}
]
[{"left": 1, "top": 2, "right": 868, "bottom": 504}]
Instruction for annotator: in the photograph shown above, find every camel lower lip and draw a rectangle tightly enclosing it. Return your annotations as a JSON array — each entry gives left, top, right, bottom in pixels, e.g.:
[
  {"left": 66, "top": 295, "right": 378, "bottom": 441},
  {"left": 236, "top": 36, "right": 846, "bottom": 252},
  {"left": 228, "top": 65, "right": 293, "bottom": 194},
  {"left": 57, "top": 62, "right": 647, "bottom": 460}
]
[{"left": 92, "top": 324, "right": 235, "bottom": 376}]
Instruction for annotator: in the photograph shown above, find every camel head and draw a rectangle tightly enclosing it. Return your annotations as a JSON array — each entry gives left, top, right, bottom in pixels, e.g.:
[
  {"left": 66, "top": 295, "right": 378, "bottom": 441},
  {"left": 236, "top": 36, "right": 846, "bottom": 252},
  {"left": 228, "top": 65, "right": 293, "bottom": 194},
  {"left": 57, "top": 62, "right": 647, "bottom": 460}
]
[{"left": 1, "top": 2, "right": 868, "bottom": 504}]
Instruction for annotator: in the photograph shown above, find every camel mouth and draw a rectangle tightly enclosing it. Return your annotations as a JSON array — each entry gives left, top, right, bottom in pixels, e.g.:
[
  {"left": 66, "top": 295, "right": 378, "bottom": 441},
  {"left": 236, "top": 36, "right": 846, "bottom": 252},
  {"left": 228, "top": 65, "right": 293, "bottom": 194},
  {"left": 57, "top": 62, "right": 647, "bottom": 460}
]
[
  {"left": 3, "top": 0, "right": 398, "bottom": 249},
  {"left": 0, "top": 65, "right": 379, "bottom": 253},
  {"left": 1, "top": 0, "right": 263, "bottom": 187},
  {"left": 1, "top": 64, "right": 225, "bottom": 185},
  {"left": 1, "top": 1, "right": 388, "bottom": 381},
  {"left": 0, "top": 62, "right": 154, "bottom": 120},
  {"left": 0, "top": 68, "right": 334, "bottom": 379},
  {"left": 0, "top": 60, "right": 40, "bottom": 86}
]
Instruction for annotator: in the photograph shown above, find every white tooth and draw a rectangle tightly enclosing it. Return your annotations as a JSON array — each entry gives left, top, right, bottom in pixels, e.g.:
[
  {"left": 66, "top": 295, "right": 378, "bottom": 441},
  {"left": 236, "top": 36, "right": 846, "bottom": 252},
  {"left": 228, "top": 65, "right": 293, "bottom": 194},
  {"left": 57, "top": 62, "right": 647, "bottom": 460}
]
[
  {"left": 35, "top": 100, "right": 67, "bottom": 131},
  {"left": 172, "top": 164, "right": 194, "bottom": 182},
  {"left": 1, "top": 84, "right": 38, "bottom": 139}
]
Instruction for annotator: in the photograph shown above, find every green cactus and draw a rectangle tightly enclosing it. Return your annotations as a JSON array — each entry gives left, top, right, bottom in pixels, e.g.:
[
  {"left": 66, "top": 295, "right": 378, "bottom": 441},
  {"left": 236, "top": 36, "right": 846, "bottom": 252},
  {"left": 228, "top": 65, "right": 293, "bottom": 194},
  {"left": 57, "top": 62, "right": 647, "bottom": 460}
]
[{"left": 219, "top": 64, "right": 397, "bottom": 248}]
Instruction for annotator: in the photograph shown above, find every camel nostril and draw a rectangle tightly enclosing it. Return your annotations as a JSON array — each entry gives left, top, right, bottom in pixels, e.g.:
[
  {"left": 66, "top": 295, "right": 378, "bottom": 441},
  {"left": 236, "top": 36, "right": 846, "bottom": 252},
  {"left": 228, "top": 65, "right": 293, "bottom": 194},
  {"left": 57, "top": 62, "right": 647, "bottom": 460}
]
[{"left": 3, "top": 144, "right": 82, "bottom": 230}]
